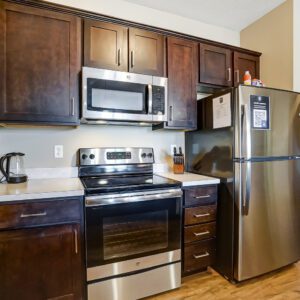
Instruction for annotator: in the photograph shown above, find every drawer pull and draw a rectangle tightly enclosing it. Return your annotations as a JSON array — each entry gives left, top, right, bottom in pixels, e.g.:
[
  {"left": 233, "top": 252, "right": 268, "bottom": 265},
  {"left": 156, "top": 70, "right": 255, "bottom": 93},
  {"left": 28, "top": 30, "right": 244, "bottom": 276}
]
[
  {"left": 193, "top": 252, "right": 210, "bottom": 259},
  {"left": 194, "top": 195, "right": 210, "bottom": 199},
  {"left": 193, "top": 230, "right": 210, "bottom": 237},
  {"left": 20, "top": 212, "right": 47, "bottom": 218},
  {"left": 194, "top": 213, "right": 210, "bottom": 218}
]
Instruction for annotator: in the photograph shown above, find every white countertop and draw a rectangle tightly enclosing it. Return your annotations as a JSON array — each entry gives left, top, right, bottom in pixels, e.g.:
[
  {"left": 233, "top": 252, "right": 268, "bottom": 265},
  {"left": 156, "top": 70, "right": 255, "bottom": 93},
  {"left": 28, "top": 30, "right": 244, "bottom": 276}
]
[
  {"left": 157, "top": 172, "right": 220, "bottom": 187},
  {"left": 0, "top": 178, "right": 84, "bottom": 202}
]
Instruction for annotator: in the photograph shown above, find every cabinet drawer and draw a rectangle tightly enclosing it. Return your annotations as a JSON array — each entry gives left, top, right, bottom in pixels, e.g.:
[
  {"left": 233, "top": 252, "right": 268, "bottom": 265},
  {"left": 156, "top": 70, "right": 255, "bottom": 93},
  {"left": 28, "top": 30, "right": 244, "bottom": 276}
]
[
  {"left": 184, "top": 185, "right": 217, "bottom": 207},
  {"left": 0, "top": 198, "right": 82, "bottom": 229},
  {"left": 184, "top": 222, "right": 216, "bottom": 244},
  {"left": 184, "top": 239, "right": 216, "bottom": 273},
  {"left": 184, "top": 205, "right": 216, "bottom": 225}
]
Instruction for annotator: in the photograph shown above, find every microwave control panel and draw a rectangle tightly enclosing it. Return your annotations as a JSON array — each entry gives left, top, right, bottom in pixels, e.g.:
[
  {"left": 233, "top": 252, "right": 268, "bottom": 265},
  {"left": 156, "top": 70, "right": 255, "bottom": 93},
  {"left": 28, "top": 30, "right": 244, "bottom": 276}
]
[{"left": 152, "top": 86, "right": 165, "bottom": 115}]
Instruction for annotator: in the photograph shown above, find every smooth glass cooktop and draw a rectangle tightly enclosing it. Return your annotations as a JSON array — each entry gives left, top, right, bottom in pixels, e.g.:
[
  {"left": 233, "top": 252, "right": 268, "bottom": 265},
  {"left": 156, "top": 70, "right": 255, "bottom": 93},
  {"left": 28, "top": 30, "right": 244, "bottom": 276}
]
[{"left": 81, "top": 174, "right": 181, "bottom": 194}]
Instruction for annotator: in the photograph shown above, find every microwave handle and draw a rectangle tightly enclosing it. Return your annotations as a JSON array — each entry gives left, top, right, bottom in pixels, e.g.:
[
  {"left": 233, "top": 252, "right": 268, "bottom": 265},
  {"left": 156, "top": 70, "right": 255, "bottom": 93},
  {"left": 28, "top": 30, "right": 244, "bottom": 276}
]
[{"left": 148, "top": 84, "right": 153, "bottom": 114}]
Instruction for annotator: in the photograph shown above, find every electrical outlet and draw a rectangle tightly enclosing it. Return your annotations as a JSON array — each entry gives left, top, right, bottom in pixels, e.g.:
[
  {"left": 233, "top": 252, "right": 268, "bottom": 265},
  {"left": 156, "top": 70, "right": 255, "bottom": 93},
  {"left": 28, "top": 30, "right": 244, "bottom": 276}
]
[
  {"left": 170, "top": 144, "right": 177, "bottom": 155},
  {"left": 54, "top": 145, "right": 64, "bottom": 158}
]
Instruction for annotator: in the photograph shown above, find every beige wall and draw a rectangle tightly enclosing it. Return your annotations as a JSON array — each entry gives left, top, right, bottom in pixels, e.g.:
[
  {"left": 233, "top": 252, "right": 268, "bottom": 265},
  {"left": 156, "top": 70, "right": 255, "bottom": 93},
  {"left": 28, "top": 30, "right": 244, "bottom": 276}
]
[
  {"left": 241, "top": 0, "right": 293, "bottom": 90},
  {"left": 45, "top": 0, "right": 240, "bottom": 46},
  {"left": 0, "top": 125, "right": 184, "bottom": 168}
]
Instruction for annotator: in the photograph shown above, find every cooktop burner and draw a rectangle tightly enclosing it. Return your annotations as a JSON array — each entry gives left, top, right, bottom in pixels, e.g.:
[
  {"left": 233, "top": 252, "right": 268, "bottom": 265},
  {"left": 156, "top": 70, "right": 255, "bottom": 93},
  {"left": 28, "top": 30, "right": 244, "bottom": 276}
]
[{"left": 81, "top": 174, "right": 180, "bottom": 194}]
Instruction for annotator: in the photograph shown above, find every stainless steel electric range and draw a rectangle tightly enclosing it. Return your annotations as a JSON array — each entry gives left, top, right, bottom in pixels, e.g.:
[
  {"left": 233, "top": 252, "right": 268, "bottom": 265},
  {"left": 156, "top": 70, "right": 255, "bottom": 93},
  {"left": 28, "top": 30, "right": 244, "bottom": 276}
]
[{"left": 78, "top": 147, "right": 182, "bottom": 300}]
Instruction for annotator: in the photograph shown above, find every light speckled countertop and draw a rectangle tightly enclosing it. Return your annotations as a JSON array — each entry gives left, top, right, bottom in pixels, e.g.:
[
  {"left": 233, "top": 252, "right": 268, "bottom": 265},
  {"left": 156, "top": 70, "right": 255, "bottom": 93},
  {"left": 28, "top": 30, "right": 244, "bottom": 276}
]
[
  {"left": 156, "top": 172, "right": 220, "bottom": 187},
  {"left": 0, "top": 178, "right": 84, "bottom": 202}
]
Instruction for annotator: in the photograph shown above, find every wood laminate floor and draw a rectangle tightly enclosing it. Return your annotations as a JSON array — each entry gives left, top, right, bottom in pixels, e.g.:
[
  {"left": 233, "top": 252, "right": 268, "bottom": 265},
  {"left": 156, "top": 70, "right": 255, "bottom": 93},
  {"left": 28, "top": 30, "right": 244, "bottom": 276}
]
[{"left": 147, "top": 262, "right": 300, "bottom": 300}]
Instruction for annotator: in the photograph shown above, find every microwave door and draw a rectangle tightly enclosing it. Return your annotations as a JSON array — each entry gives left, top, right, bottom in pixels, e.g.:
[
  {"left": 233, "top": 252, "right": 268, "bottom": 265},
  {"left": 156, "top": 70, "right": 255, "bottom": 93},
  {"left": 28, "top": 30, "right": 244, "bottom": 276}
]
[{"left": 82, "top": 67, "right": 154, "bottom": 122}]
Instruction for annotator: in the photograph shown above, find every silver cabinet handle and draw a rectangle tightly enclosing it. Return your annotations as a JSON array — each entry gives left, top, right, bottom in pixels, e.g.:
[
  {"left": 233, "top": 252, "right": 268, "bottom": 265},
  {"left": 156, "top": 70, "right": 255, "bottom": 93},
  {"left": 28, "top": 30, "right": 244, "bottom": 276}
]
[
  {"left": 20, "top": 212, "right": 47, "bottom": 218},
  {"left": 194, "top": 195, "right": 210, "bottom": 199},
  {"left": 193, "top": 230, "right": 210, "bottom": 237},
  {"left": 74, "top": 228, "right": 78, "bottom": 254},
  {"left": 117, "top": 48, "right": 121, "bottom": 66},
  {"left": 131, "top": 50, "right": 135, "bottom": 68},
  {"left": 193, "top": 252, "right": 210, "bottom": 259},
  {"left": 148, "top": 84, "right": 153, "bottom": 114},
  {"left": 235, "top": 70, "right": 240, "bottom": 84},
  {"left": 169, "top": 106, "right": 173, "bottom": 121},
  {"left": 193, "top": 213, "right": 210, "bottom": 218},
  {"left": 71, "top": 97, "right": 75, "bottom": 116},
  {"left": 227, "top": 68, "right": 232, "bottom": 82}
]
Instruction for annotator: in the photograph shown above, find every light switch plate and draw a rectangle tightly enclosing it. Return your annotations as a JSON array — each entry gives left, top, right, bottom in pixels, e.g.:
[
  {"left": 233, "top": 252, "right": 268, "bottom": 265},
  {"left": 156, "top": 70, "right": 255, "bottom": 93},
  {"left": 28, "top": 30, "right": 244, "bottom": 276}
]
[{"left": 54, "top": 145, "right": 64, "bottom": 158}]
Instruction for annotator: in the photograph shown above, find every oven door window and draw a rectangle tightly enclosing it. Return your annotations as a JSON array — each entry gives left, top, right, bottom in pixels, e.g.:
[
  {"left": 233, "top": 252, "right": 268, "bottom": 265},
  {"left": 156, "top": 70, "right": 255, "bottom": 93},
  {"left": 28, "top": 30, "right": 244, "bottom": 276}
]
[
  {"left": 86, "top": 198, "right": 181, "bottom": 268},
  {"left": 87, "top": 78, "right": 147, "bottom": 114},
  {"left": 103, "top": 210, "right": 168, "bottom": 260}
]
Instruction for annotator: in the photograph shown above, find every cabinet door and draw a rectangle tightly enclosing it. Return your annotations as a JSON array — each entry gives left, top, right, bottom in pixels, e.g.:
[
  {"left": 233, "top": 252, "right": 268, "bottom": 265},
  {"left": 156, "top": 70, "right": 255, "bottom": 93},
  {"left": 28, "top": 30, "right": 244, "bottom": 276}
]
[
  {"left": 0, "top": 2, "right": 81, "bottom": 125},
  {"left": 199, "top": 43, "right": 232, "bottom": 87},
  {"left": 0, "top": 224, "right": 83, "bottom": 300},
  {"left": 234, "top": 51, "right": 260, "bottom": 86},
  {"left": 84, "top": 19, "right": 128, "bottom": 71},
  {"left": 129, "top": 28, "right": 165, "bottom": 76},
  {"left": 167, "top": 37, "right": 197, "bottom": 129}
]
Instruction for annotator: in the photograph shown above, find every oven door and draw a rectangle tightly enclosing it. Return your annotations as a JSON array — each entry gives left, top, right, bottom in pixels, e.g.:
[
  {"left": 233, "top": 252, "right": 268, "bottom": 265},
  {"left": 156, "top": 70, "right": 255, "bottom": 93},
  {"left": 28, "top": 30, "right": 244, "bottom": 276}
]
[
  {"left": 85, "top": 189, "right": 182, "bottom": 280},
  {"left": 82, "top": 67, "right": 153, "bottom": 122}
]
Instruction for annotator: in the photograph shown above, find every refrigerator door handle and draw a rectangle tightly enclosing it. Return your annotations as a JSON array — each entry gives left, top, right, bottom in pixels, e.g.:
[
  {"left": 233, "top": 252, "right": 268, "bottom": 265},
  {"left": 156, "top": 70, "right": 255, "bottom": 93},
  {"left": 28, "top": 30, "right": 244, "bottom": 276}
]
[
  {"left": 241, "top": 104, "right": 252, "bottom": 160},
  {"left": 242, "top": 161, "right": 252, "bottom": 215}
]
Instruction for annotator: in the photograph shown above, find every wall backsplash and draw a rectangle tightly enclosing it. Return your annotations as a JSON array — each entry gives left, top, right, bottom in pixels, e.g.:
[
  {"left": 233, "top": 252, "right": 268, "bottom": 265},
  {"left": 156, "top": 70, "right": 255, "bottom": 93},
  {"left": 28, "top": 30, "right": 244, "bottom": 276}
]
[{"left": 0, "top": 125, "right": 184, "bottom": 168}]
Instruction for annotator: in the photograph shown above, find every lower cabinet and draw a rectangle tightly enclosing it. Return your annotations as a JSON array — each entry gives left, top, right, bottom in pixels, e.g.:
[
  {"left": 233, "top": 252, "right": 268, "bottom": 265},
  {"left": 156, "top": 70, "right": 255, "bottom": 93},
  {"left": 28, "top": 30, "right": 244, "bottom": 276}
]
[
  {"left": 0, "top": 197, "right": 84, "bottom": 300},
  {"left": 182, "top": 185, "right": 218, "bottom": 275}
]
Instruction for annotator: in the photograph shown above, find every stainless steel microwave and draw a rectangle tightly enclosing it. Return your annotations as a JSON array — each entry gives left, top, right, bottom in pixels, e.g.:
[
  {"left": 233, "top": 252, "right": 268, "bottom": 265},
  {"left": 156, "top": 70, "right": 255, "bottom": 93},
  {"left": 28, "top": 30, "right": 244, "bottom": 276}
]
[{"left": 81, "top": 67, "right": 167, "bottom": 125}]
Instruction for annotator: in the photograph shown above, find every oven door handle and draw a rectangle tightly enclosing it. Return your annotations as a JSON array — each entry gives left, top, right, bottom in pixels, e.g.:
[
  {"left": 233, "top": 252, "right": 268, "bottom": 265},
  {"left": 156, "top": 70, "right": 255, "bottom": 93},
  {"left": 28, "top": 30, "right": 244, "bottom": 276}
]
[{"left": 85, "top": 189, "right": 182, "bottom": 207}]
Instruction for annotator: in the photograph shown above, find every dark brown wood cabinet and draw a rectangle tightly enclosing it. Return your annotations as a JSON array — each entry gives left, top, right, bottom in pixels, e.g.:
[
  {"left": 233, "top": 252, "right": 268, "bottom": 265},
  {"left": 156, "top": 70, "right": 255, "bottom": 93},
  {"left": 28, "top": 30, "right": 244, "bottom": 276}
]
[
  {"left": 129, "top": 28, "right": 165, "bottom": 76},
  {"left": 84, "top": 20, "right": 165, "bottom": 76},
  {"left": 0, "top": 2, "right": 81, "bottom": 125},
  {"left": 199, "top": 43, "right": 232, "bottom": 87},
  {"left": 84, "top": 19, "right": 128, "bottom": 71},
  {"left": 0, "top": 197, "right": 85, "bottom": 300},
  {"left": 183, "top": 185, "right": 218, "bottom": 275},
  {"left": 233, "top": 51, "right": 260, "bottom": 86},
  {"left": 166, "top": 37, "right": 197, "bottom": 129}
]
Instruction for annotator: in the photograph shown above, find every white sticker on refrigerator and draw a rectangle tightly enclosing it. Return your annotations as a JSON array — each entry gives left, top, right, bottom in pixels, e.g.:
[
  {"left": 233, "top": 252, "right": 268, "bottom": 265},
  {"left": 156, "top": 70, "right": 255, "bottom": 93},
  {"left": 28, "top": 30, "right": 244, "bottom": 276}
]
[
  {"left": 212, "top": 93, "right": 231, "bottom": 129},
  {"left": 250, "top": 95, "right": 270, "bottom": 130}
]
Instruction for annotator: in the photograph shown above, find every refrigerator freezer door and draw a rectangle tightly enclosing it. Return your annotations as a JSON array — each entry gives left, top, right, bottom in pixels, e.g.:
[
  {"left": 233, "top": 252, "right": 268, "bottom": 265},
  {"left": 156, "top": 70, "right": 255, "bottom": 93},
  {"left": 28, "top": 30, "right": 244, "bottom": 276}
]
[
  {"left": 234, "top": 86, "right": 300, "bottom": 159},
  {"left": 234, "top": 159, "right": 300, "bottom": 281}
]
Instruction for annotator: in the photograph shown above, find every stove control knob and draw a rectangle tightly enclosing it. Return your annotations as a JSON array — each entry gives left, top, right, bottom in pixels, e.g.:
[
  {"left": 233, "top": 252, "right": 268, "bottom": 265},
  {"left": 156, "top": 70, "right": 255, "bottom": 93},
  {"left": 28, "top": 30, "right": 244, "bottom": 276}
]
[
  {"left": 147, "top": 153, "right": 153, "bottom": 158},
  {"left": 89, "top": 154, "right": 95, "bottom": 159},
  {"left": 141, "top": 153, "right": 147, "bottom": 158},
  {"left": 82, "top": 154, "right": 87, "bottom": 160}
]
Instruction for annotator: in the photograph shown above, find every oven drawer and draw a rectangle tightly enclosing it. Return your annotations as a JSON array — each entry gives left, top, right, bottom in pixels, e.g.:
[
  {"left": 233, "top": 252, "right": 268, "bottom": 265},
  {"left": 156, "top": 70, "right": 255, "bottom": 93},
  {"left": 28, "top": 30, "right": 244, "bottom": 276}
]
[
  {"left": 184, "top": 205, "right": 216, "bottom": 225},
  {"left": 0, "top": 198, "right": 82, "bottom": 229},
  {"left": 184, "top": 238, "right": 216, "bottom": 273},
  {"left": 184, "top": 222, "right": 216, "bottom": 244},
  {"left": 184, "top": 186, "right": 217, "bottom": 207}
]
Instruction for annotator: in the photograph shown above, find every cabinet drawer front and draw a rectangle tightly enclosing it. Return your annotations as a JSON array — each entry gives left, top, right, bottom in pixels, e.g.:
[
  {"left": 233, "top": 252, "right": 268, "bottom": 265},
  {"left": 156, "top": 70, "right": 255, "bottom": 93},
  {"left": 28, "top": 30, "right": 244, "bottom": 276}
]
[
  {"left": 184, "top": 186, "right": 217, "bottom": 207},
  {"left": 184, "top": 239, "right": 216, "bottom": 273},
  {"left": 0, "top": 198, "right": 82, "bottom": 229},
  {"left": 184, "top": 205, "right": 216, "bottom": 225},
  {"left": 184, "top": 222, "right": 216, "bottom": 244}
]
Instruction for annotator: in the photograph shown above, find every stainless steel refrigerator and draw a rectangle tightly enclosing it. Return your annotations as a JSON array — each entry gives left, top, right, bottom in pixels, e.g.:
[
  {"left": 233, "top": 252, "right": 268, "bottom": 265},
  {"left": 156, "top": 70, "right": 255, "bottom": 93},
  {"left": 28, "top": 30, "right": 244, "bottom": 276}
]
[{"left": 186, "top": 85, "right": 300, "bottom": 282}]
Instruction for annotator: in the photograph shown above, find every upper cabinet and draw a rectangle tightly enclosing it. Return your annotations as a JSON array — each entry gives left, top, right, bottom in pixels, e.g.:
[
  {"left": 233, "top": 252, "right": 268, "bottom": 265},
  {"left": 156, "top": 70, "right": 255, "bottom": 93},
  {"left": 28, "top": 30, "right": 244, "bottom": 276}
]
[
  {"left": 0, "top": 2, "right": 81, "bottom": 125},
  {"left": 166, "top": 37, "right": 197, "bottom": 129},
  {"left": 199, "top": 44, "right": 232, "bottom": 87},
  {"left": 233, "top": 51, "right": 260, "bottom": 86},
  {"left": 84, "top": 20, "right": 128, "bottom": 72},
  {"left": 199, "top": 44, "right": 261, "bottom": 88},
  {"left": 129, "top": 28, "right": 165, "bottom": 76},
  {"left": 84, "top": 20, "right": 166, "bottom": 76}
]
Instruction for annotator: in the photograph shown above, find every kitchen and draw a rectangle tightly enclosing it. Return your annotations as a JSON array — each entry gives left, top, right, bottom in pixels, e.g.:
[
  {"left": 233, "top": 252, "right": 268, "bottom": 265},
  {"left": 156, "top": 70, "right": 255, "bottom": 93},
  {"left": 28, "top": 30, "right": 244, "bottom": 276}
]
[{"left": 0, "top": 0, "right": 299, "bottom": 299}]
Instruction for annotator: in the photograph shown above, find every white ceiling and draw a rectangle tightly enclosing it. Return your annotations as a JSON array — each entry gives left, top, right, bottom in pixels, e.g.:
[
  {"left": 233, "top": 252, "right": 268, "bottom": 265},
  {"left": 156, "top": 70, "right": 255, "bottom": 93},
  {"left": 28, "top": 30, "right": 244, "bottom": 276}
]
[{"left": 123, "top": 0, "right": 286, "bottom": 31}]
